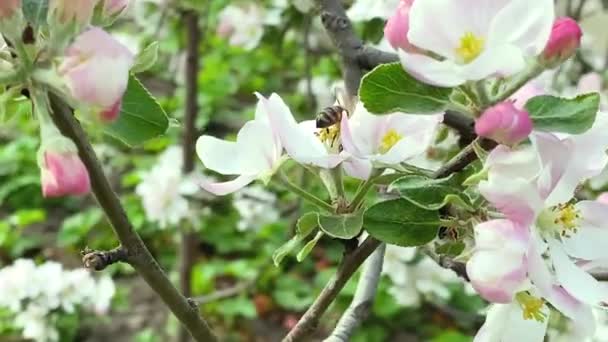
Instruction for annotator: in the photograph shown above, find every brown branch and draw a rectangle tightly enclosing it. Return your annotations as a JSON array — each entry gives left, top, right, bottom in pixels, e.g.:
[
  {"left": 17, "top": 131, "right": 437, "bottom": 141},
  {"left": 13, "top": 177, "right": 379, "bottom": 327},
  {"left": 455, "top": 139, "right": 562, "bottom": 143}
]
[
  {"left": 82, "top": 246, "right": 128, "bottom": 271},
  {"left": 48, "top": 94, "right": 217, "bottom": 342}
]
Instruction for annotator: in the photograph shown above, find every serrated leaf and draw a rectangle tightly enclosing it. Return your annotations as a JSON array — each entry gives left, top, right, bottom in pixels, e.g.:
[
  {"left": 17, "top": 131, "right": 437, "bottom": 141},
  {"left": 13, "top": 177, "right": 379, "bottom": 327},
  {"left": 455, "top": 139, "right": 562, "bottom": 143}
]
[
  {"left": 296, "top": 232, "right": 323, "bottom": 262},
  {"left": 105, "top": 74, "right": 169, "bottom": 146},
  {"left": 390, "top": 175, "right": 474, "bottom": 211},
  {"left": 364, "top": 199, "right": 440, "bottom": 247},
  {"left": 131, "top": 42, "right": 159, "bottom": 73},
  {"left": 525, "top": 93, "right": 599, "bottom": 134},
  {"left": 318, "top": 211, "right": 364, "bottom": 239},
  {"left": 296, "top": 212, "right": 318, "bottom": 236},
  {"left": 359, "top": 63, "right": 453, "bottom": 114},
  {"left": 22, "top": 0, "right": 49, "bottom": 26}
]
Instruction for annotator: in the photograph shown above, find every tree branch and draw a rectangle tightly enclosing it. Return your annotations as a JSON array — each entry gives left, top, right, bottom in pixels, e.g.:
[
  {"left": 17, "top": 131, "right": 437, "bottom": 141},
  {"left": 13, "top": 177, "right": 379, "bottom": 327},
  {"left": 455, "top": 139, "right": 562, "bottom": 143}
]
[
  {"left": 82, "top": 246, "right": 128, "bottom": 271},
  {"left": 48, "top": 94, "right": 217, "bottom": 342},
  {"left": 324, "top": 243, "right": 386, "bottom": 342}
]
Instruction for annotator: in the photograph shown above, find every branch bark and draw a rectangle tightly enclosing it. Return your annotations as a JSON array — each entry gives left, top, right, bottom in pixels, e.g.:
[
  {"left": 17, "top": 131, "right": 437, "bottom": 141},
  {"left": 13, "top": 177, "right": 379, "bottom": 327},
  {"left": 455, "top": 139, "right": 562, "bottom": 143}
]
[
  {"left": 324, "top": 243, "right": 386, "bottom": 342},
  {"left": 48, "top": 94, "right": 217, "bottom": 342},
  {"left": 178, "top": 9, "right": 201, "bottom": 342}
]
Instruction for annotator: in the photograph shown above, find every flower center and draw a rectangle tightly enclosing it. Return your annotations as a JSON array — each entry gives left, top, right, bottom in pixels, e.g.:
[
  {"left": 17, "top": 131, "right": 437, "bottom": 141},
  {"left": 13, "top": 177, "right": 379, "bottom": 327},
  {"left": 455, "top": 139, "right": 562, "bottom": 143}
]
[
  {"left": 379, "top": 129, "right": 403, "bottom": 154},
  {"left": 318, "top": 125, "right": 341, "bottom": 150},
  {"left": 455, "top": 32, "right": 484, "bottom": 64},
  {"left": 516, "top": 292, "right": 546, "bottom": 322},
  {"left": 537, "top": 203, "right": 581, "bottom": 237}
]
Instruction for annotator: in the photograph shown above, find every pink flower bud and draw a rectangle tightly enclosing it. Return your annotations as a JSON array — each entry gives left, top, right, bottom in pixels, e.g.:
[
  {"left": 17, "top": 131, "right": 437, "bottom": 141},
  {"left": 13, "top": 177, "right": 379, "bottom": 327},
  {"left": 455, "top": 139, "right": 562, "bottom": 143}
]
[
  {"left": 542, "top": 17, "right": 583, "bottom": 66},
  {"left": 0, "top": 0, "right": 20, "bottom": 19},
  {"left": 103, "top": 0, "right": 128, "bottom": 17},
  {"left": 41, "top": 150, "right": 91, "bottom": 197},
  {"left": 475, "top": 101, "right": 533, "bottom": 146},
  {"left": 383, "top": 0, "right": 416, "bottom": 52},
  {"left": 60, "top": 28, "right": 134, "bottom": 122},
  {"left": 49, "top": 0, "right": 98, "bottom": 24}
]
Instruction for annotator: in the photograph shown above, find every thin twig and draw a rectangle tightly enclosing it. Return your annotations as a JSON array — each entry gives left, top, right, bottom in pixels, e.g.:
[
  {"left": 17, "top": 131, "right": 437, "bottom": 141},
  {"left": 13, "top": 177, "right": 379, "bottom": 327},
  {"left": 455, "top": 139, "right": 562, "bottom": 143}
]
[
  {"left": 82, "top": 246, "right": 128, "bottom": 271},
  {"left": 193, "top": 280, "right": 254, "bottom": 305},
  {"left": 48, "top": 94, "right": 217, "bottom": 342},
  {"left": 324, "top": 243, "right": 386, "bottom": 342}
]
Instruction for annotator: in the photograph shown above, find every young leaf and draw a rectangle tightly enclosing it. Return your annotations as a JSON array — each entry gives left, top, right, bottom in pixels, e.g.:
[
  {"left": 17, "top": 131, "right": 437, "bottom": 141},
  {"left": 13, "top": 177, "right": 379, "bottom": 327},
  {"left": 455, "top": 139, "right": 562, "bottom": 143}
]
[
  {"left": 105, "top": 74, "right": 169, "bottom": 146},
  {"left": 22, "top": 0, "right": 48, "bottom": 27},
  {"left": 272, "top": 237, "right": 300, "bottom": 267},
  {"left": 436, "top": 241, "right": 465, "bottom": 257},
  {"left": 296, "top": 212, "right": 319, "bottom": 237},
  {"left": 296, "top": 231, "right": 324, "bottom": 262},
  {"left": 318, "top": 210, "right": 364, "bottom": 239},
  {"left": 273, "top": 212, "right": 320, "bottom": 266},
  {"left": 359, "top": 63, "right": 453, "bottom": 114},
  {"left": 364, "top": 199, "right": 440, "bottom": 247},
  {"left": 525, "top": 93, "right": 599, "bottom": 134},
  {"left": 131, "top": 42, "right": 159, "bottom": 73},
  {"left": 390, "top": 175, "right": 474, "bottom": 211}
]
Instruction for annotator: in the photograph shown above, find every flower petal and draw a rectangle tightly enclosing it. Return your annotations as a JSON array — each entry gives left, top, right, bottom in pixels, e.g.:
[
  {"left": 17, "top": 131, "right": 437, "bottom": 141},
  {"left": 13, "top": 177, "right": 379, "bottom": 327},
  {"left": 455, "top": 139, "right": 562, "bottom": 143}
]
[
  {"left": 561, "top": 201, "right": 608, "bottom": 261},
  {"left": 342, "top": 156, "right": 373, "bottom": 180},
  {"left": 399, "top": 50, "right": 466, "bottom": 87},
  {"left": 199, "top": 174, "right": 256, "bottom": 196},
  {"left": 545, "top": 285, "right": 596, "bottom": 338},
  {"left": 479, "top": 174, "right": 544, "bottom": 226},
  {"left": 196, "top": 135, "right": 243, "bottom": 175},
  {"left": 474, "top": 302, "right": 549, "bottom": 342},
  {"left": 461, "top": 44, "right": 526, "bottom": 80}
]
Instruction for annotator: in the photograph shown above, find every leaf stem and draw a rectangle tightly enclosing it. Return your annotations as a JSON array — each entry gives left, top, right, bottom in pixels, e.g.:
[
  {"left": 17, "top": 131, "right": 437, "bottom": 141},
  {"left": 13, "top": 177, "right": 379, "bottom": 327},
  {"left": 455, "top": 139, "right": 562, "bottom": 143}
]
[{"left": 278, "top": 172, "right": 335, "bottom": 212}]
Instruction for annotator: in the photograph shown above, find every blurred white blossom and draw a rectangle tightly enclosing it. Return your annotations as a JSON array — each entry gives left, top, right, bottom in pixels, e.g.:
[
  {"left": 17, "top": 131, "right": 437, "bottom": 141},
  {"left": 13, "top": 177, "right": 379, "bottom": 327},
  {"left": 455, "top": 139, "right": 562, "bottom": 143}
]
[
  {"left": 0, "top": 259, "right": 115, "bottom": 342},
  {"left": 233, "top": 185, "right": 280, "bottom": 232},
  {"left": 297, "top": 76, "right": 343, "bottom": 111},
  {"left": 347, "top": 0, "right": 399, "bottom": 22},
  {"left": 136, "top": 146, "right": 199, "bottom": 229},
  {"left": 382, "top": 245, "right": 465, "bottom": 307}
]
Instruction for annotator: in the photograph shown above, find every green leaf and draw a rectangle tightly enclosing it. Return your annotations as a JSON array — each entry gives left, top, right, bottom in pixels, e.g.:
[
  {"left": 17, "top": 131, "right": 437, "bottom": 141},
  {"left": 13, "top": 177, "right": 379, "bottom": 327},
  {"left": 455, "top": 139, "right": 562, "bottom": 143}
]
[
  {"left": 364, "top": 199, "right": 440, "bottom": 247},
  {"left": 296, "top": 231, "right": 323, "bottom": 262},
  {"left": 436, "top": 241, "right": 465, "bottom": 257},
  {"left": 58, "top": 209, "right": 103, "bottom": 247},
  {"left": 296, "top": 212, "right": 319, "bottom": 236},
  {"left": 390, "top": 175, "right": 474, "bottom": 211},
  {"left": 525, "top": 93, "right": 599, "bottom": 134},
  {"left": 104, "top": 75, "right": 169, "bottom": 146},
  {"left": 359, "top": 63, "right": 453, "bottom": 114},
  {"left": 10, "top": 209, "right": 46, "bottom": 227},
  {"left": 131, "top": 42, "right": 159, "bottom": 73},
  {"left": 318, "top": 210, "right": 364, "bottom": 239},
  {"left": 22, "top": 0, "right": 48, "bottom": 26}
]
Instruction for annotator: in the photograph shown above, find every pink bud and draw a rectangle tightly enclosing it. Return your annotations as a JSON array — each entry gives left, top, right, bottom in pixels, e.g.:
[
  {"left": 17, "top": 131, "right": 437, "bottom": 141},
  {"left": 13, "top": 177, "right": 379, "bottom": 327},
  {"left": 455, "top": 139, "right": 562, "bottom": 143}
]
[
  {"left": 60, "top": 28, "right": 134, "bottom": 122},
  {"left": 542, "top": 17, "right": 583, "bottom": 66},
  {"left": 41, "top": 150, "right": 90, "bottom": 197},
  {"left": 0, "top": 0, "right": 20, "bottom": 19},
  {"left": 475, "top": 101, "right": 533, "bottom": 146},
  {"left": 383, "top": 0, "right": 417, "bottom": 52},
  {"left": 50, "top": 0, "right": 98, "bottom": 24},
  {"left": 103, "top": 0, "right": 128, "bottom": 17}
]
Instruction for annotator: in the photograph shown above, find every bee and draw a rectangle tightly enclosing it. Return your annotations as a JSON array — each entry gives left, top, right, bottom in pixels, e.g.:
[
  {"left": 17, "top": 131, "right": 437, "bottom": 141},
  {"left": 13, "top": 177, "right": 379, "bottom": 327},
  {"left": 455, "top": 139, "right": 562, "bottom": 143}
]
[{"left": 316, "top": 105, "right": 347, "bottom": 128}]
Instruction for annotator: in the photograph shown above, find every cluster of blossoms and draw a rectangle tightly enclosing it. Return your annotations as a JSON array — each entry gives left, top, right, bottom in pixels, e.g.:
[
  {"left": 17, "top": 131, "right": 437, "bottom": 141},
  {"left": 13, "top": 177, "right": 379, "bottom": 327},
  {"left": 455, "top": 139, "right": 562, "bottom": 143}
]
[
  {"left": 198, "top": 0, "right": 608, "bottom": 340},
  {"left": 0, "top": 0, "right": 133, "bottom": 198},
  {"left": 233, "top": 185, "right": 280, "bottom": 232},
  {"left": 0, "top": 259, "right": 115, "bottom": 342}
]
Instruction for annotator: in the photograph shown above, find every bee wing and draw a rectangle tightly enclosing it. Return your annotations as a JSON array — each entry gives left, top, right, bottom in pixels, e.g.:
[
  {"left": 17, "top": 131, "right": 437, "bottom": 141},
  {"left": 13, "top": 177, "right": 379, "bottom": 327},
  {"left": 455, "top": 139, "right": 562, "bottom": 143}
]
[{"left": 332, "top": 83, "right": 357, "bottom": 116}]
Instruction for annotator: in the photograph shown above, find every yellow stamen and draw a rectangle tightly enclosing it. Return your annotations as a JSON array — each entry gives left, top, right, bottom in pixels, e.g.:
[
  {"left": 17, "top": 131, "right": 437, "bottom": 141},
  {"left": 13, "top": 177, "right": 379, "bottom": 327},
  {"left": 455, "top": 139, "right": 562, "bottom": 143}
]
[
  {"left": 537, "top": 202, "right": 581, "bottom": 237},
  {"left": 516, "top": 292, "right": 546, "bottom": 322},
  {"left": 318, "top": 125, "right": 340, "bottom": 148},
  {"left": 455, "top": 32, "right": 484, "bottom": 64},
  {"left": 379, "top": 129, "right": 403, "bottom": 154}
]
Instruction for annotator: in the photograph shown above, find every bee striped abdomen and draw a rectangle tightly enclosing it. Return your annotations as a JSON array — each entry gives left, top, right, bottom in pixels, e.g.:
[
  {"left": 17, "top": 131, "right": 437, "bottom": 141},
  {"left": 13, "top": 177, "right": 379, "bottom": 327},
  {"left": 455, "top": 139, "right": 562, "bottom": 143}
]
[{"left": 316, "top": 105, "right": 345, "bottom": 128}]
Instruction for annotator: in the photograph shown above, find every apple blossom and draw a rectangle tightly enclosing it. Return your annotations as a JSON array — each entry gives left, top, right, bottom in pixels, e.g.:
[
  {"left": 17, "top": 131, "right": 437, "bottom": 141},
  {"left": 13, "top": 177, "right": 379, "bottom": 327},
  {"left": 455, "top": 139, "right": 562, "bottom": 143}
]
[
  {"left": 49, "top": 0, "right": 98, "bottom": 24},
  {"left": 196, "top": 94, "right": 283, "bottom": 195},
  {"left": 257, "top": 93, "right": 344, "bottom": 169},
  {"left": 347, "top": 0, "right": 399, "bottom": 22},
  {"left": 217, "top": 4, "right": 266, "bottom": 51},
  {"left": 0, "top": 0, "right": 20, "bottom": 19},
  {"left": 384, "top": 0, "right": 416, "bottom": 52},
  {"left": 340, "top": 102, "right": 442, "bottom": 179},
  {"left": 542, "top": 17, "right": 583, "bottom": 67},
  {"left": 59, "top": 27, "right": 134, "bottom": 122},
  {"left": 475, "top": 101, "right": 533, "bottom": 146},
  {"left": 399, "top": 0, "right": 554, "bottom": 87}
]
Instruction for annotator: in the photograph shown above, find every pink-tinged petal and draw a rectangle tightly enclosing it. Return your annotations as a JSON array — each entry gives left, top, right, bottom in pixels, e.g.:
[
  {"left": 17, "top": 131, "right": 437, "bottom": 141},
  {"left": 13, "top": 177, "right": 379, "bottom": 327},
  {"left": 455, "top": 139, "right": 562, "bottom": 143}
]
[
  {"left": 530, "top": 132, "right": 571, "bottom": 199},
  {"left": 99, "top": 99, "right": 122, "bottom": 122},
  {"left": 344, "top": 103, "right": 385, "bottom": 156},
  {"left": 511, "top": 82, "right": 545, "bottom": 109},
  {"left": 479, "top": 175, "right": 543, "bottom": 226},
  {"left": 527, "top": 233, "right": 553, "bottom": 294},
  {"left": 488, "top": 0, "right": 554, "bottom": 55},
  {"left": 474, "top": 219, "right": 530, "bottom": 251},
  {"left": 199, "top": 174, "right": 256, "bottom": 196},
  {"left": 485, "top": 144, "right": 541, "bottom": 182},
  {"left": 399, "top": 50, "right": 466, "bottom": 87},
  {"left": 597, "top": 193, "right": 608, "bottom": 205},
  {"left": 548, "top": 239, "right": 608, "bottom": 305},
  {"left": 561, "top": 201, "right": 608, "bottom": 261},
  {"left": 545, "top": 285, "right": 596, "bottom": 338},
  {"left": 474, "top": 302, "right": 549, "bottom": 342},
  {"left": 196, "top": 136, "right": 243, "bottom": 175},
  {"left": 41, "top": 152, "right": 91, "bottom": 197},
  {"left": 339, "top": 111, "right": 363, "bottom": 156},
  {"left": 384, "top": 0, "right": 417, "bottom": 52},
  {"left": 342, "top": 156, "right": 373, "bottom": 180},
  {"left": 475, "top": 101, "right": 533, "bottom": 146},
  {"left": 467, "top": 249, "right": 527, "bottom": 303}
]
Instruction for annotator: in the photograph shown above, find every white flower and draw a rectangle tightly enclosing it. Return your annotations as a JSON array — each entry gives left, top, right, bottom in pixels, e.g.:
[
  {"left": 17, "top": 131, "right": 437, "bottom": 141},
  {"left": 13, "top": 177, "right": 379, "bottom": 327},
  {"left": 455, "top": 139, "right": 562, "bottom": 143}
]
[
  {"left": 400, "top": 0, "right": 555, "bottom": 87},
  {"left": 93, "top": 276, "right": 116, "bottom": 314},
  {"left": 233, "top": 185, "right": 280, "bottom": 232},
  {"left": 217, "top": 4, "right": 266, "bottom": 50},
  {"left": 136, "top": 146, "right": 199, "bottom": 228},
  {"left": 347, "top": 0, "right": 400, "bottom": 22},
  {"left": 15, "top": 305, "right": 59, "bottom": 342}
]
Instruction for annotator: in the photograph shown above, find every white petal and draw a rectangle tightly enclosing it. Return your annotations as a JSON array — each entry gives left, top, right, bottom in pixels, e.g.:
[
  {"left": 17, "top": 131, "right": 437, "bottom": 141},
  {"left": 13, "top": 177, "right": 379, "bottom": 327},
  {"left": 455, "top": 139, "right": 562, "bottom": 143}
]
[
  {"left": 399, "top": 50, "right": 466, "bottom": 87},
  {"left": 236, "top": 120, "right": 280, "bottom": 174},
  {"left": 196, "top": 136, "right": 243, "bottom": 175},
  {"left": 461, "top": 44, "right": 526, "bottom": 80},
  {"left": 488, "top": 0, "right": 554, "bottom": 55},
  {"left": 345, "top": 103, "right": 384, "bottom": 156},
  {"left": 527, "top": 233, "right": 554, "bottom": 294},
  {"left": 561, "top": 201, "right": 608, "bottom": 260},
  {"left": 545, "top": 285, "right": 596, "bottom": 338},
  {"left": 530, "top": 132, "right": 571, "bottom": 200},
  {"left": 199, "top": 174, "right": 256, "bottom": 196},
  {"left": 474, "top": 302, "right": 548, "bottom": 342},
  {"left": 479, "top": 175, "right": 544, "bottom": 226},
  {"left": 548, "top": 239, "right": 608, "bottom": 305},
  {"left": 342, "top": 156, "right": 373, "bottom": 180}
]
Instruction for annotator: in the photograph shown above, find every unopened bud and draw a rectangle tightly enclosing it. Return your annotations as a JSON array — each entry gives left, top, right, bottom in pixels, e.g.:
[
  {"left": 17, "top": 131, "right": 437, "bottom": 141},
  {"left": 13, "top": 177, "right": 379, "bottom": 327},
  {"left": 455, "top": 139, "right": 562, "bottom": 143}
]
[
  {"left": 384, "top": 0, "right": 417, "bottom": 52},
  {"left": 475, "top": 101, "right": 533, "bottom": 146},
  {"left": 541, "top": 17, "right": 582, "bottom": 67}
]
